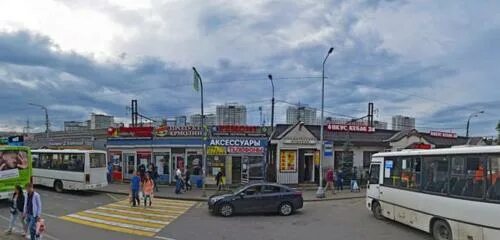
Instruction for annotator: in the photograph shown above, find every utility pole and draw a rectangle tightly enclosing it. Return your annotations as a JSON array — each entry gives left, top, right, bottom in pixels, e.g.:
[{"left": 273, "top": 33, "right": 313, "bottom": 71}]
[{"left": 259, "top": 106, "right": 263, "bottom": 126}]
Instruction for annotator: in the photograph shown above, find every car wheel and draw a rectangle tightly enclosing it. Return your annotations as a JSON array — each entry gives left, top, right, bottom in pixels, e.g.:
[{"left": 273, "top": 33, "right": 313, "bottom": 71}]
[
  {"left": 279, "top": 202, "right": 294, "bottom": 216},
  {"left": 218, "top": 203, "right": 234, "bottom": 217},
  {"left": 54, "top": 180, "right": 63, "bottom": 193},
  {"left": 372, "top": 201, "right": 384, "bottom": 220},
  {"left": 432, "top": 220, "right": 452, "bottom": 240}
]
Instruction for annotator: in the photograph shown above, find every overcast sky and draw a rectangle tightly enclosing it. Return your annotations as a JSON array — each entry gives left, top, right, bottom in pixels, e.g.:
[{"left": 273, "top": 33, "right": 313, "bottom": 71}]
[{"left": 0, "top": 0, "right": 499, "bottom": 136}]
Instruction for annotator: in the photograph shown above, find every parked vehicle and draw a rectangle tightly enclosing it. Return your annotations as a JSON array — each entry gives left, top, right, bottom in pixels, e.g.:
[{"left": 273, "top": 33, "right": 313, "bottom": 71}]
[{"left": 208, "top": 183, "right": 303, "bottom": 217}]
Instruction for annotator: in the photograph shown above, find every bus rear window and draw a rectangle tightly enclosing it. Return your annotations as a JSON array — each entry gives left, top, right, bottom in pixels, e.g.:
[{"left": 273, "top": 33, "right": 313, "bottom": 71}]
[{"left": 90, "top": 153, "right": 106, "bottom": 168}]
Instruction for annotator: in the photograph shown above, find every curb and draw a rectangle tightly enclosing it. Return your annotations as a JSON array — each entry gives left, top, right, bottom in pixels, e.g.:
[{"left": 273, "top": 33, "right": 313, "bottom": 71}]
[{"left": 91, "top": 189, "right": 365, "bottom": 202}]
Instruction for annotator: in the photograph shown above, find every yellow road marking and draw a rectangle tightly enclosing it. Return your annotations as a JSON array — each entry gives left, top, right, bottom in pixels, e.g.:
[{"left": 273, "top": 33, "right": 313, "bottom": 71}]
[
  {"left": 106, "top": 204, "right": 188, "bottom": 214},
  {"left": 77, "top": 212, "right": 165, "bottom": 228},
  {"left": 117, "top": 199, "right": 195, "bottom": 207},
  {"left": 93, "top": 207, "right": 176, "bottom": 221},
  {"left": 113, "top": 201, "right": 193, "bottom": 210},
  {"left": 60, "top": 216, "right": 156, "bottom": 237}
]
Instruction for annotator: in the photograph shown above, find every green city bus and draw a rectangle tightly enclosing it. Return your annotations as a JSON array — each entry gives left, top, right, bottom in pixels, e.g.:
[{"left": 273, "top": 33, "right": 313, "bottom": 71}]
[{"left": 0, "top": 146, "right": 32, "bottom": 199}]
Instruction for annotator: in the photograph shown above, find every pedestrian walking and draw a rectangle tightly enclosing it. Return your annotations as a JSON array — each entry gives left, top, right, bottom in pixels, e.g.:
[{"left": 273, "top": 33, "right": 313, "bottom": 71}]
[
  {"left": 143, "top": 173, "right": 155, "bottom": 208},
  {"left": 23, "top": 183, "right": 42, "bottom": 240},
  {"left": 351, "top": 167, "right": 360, "bottom": 192},
  {"left": 130, "top": 171, "right": 141, "bottom": 207},
  {"left": 138, "top": 164, "right": 146, "bottom": 183},
  {"left": 151, "top": 163, "right": 159, "bottom": 192},
  {"left": 175, "top": 168, "right": 183, "bottom": 194},
  {"left": 325, "top": 168, "right": 335, "bottom": 195},
  {"left": 185, "top": 167, "right": 192, "bottom": 191},
  {"left": 215, "top": 171, "right": 224, "bottom": 191},
  {"left": 107, "top": 162, "right": 113, "bottom": 184},
  {"left": 336, "top": 170, "right": 344, "bottom": 192},
  {"left": 6, "top": 185, "right": 27, "bottom": 236}
]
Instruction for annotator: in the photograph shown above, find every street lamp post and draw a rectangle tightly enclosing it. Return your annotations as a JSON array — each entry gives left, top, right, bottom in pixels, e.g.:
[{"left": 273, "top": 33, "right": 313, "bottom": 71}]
[
  {"left": 28, "top": 103, "right": 50, "bottom": 138},
  {"left": 466, "top": 110, "right": 484, "bottom": 138},
  {"left": 316, "top": 47, "right": 334, "bottom": 198},
  {"left": 193, "top": 67, "right": 207, "bottom": 197},
  {"left": 268, "top": 74, "right": 275, "bottom": 182},
  {"left": 268, "top": 74, "right": 275, "bottom": 132}
]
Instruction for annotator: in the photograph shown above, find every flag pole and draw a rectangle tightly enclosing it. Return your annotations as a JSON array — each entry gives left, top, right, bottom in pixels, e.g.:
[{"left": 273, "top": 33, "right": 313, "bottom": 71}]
[{"left": 193, "top": 67, "right": 207, "bottom": 197}]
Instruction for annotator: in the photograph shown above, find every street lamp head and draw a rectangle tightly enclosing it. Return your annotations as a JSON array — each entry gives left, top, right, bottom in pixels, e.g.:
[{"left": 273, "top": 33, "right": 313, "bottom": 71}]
[
  {"left": 268, "top": 74, "right": 272, "bottom": 80},
  {"left": 328, "top": 47, "right": 334, "bottom": 54}
]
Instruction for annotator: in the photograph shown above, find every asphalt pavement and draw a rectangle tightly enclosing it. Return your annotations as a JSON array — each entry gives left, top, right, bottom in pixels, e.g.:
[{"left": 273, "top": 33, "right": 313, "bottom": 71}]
[{"left": 0, "top": 187, "right": 431, "bottom": 240}]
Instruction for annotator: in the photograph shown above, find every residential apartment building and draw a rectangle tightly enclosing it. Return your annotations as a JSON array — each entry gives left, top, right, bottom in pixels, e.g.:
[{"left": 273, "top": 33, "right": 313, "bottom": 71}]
[
  {"left": 392, "top": 115, "right": 415, "bottom": 130},
  {"left": 216, "top": 104, "right": 247, "bottom": 125},
  {"left": 286, "top": 106, "right": 317, "bottom": 125}
]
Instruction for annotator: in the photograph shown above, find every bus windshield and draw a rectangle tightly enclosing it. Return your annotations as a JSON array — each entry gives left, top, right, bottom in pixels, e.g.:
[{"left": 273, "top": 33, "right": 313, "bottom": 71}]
[{"left": 90, "top": 153, "right": 106, "bottom": 168}]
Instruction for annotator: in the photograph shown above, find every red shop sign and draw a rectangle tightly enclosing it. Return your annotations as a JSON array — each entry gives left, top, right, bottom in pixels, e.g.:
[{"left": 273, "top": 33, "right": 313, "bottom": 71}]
[
  {"left": 107, "top": 127, "right": 153, "bottom": 137},
  {"left": 227, "top": 146, "right": 264, "bottom": 154}
]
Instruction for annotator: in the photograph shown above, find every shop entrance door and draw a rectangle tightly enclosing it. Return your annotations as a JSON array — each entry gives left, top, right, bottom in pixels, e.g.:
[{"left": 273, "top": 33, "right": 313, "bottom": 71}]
[
  {"left": 232, "top": 156, "right": 242, "bottom": 184},
  {"left": 124, "top": 153, "right": 136, "bottom": 180},
  {"left": 304, "top": 154, "right": 314, "bottom": 182},
  {"left": 241, "top": 157, "right": 249, "bottom": 185}
]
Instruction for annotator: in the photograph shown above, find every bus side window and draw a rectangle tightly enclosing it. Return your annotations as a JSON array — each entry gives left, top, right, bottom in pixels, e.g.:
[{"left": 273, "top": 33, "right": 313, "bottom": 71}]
[{"left": 487, "top": 155, "right": 500, "bottom": 201}]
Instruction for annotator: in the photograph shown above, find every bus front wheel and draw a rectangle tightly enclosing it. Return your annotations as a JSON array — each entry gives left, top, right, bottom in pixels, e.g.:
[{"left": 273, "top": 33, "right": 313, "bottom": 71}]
[
  {"left": 54, "top": 180, "right": 63, "bottom": 193},
  {"left": 432, "top": 219, "right": 452, "bottom": 240},
  {"left": 372, "top": 201, "right": 384, "bottom": 220}
]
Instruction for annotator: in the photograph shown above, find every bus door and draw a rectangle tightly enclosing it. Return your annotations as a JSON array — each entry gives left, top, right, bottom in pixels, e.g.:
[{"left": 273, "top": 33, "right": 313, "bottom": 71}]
[{"left": 367, "top": 162, "right": 381, "bottom": 199}]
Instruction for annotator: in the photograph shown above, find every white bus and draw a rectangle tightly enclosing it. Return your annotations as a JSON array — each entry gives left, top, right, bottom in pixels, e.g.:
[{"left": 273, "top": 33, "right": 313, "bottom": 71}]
[
  {"left": 366, "top": 146, "right": 500, "bottom": 240},
  {"left": 32, "top": 149, "right": 108, "bottom": 192}
]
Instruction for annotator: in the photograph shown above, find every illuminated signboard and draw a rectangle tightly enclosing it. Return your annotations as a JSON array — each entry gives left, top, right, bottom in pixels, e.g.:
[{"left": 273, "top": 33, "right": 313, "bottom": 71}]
[
  {"left": 326, "top": 124, "right": 375, "bottom": 133},
  {"left": 227, "top": 146, "right": 264, "bottom": 154},
  {"left": 154, "top": 125, "right": 202, "bottom": 137},
  {"left": 107, "top": 127, "right": 153, "bottom": 138},
  {"left": 207, "top": 146, "right": 226, "bottom": 155},
  {"left": 429, "top": 131, "right": 457, "bottom": 139}
]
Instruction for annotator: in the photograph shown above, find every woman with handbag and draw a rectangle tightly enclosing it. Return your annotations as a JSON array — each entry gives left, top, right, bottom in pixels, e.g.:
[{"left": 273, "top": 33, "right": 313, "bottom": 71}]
[{"left": 6, "top": 185, "right": 27, "bottom": 236}]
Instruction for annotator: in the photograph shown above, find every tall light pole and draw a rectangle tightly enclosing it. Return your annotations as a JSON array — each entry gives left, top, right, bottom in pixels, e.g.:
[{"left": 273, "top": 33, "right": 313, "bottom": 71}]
[
  {"left": 466, "top": 110, "right": 484, "bottom": 138},
  {"left": 193, "top": 67, "right": 207, "bottom": 197},
  {"left": 29, "top": 103, "right": 50, "bottom": 138},
  {"left": 268, "top": 74, "right": 275, "bottom": 182},
  {"left": 268, "top": 74, "right": 275, "bottom": 131},
  {"left": 316, "top": 47, "right": 334, "bottom": 198}
]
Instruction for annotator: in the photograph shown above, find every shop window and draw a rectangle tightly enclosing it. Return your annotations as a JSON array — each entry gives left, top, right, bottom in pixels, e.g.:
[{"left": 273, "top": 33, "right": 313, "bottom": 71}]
[
  {"left": 187, "top": 152, "right": 203, "bottom": 176},
  {"left": 487, "top": 155, "right": 500, "bottom": 201},
  {"left": 154, "top": 153, "right": 169, "bottom": 176},
  {"left": 422, "top": 156, "right": 449, "bottom": 194},
  {"left": 208, "top": 155, "right": 226, "bottom": 180},
  {"left": 363, "top": 151, "right": 378, "bottom": 169},
  {"left": 248, "top": 156, "right": 264, "bottom": 180}
]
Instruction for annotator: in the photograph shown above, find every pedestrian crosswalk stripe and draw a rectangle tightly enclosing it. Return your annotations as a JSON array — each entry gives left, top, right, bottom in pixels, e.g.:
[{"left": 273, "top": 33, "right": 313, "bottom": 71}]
[
  {"left": 97, "top": 207, "right": 177, "bottom": 218},
  {"left": 84, "top": 210, "right": 170, "bottom": 224},
  {"left": 64, "top": 214, "right": 161, "bottom": 232},
  {"left": 107, "top": 204, "right": 188, "bottom": 214},
  {"left": 60, "top": 216, "right": 156, "bottom": 237},
  {"left": 113, "top": 201, "right": 192, "bottom": 210},
  {"left": 60, "top": 198, "right": 195, "bottom": 237},
  {"left": 94, "top": 207, "right": 176, "bottom": 220},
  {"left": 77, "top": 211, "right": 166, "bottom": 228}
]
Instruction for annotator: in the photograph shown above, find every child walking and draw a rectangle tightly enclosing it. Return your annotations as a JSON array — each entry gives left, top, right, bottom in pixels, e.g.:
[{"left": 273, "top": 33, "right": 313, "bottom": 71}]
[{"left": 143, "top": 173, "right": 155, "bottom": 208}]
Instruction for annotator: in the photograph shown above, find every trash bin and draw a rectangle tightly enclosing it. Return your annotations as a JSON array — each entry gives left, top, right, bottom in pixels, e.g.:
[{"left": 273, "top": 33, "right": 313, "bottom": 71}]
[{"left": 196, "top": 178, "right": 203, "bottom": 188}]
